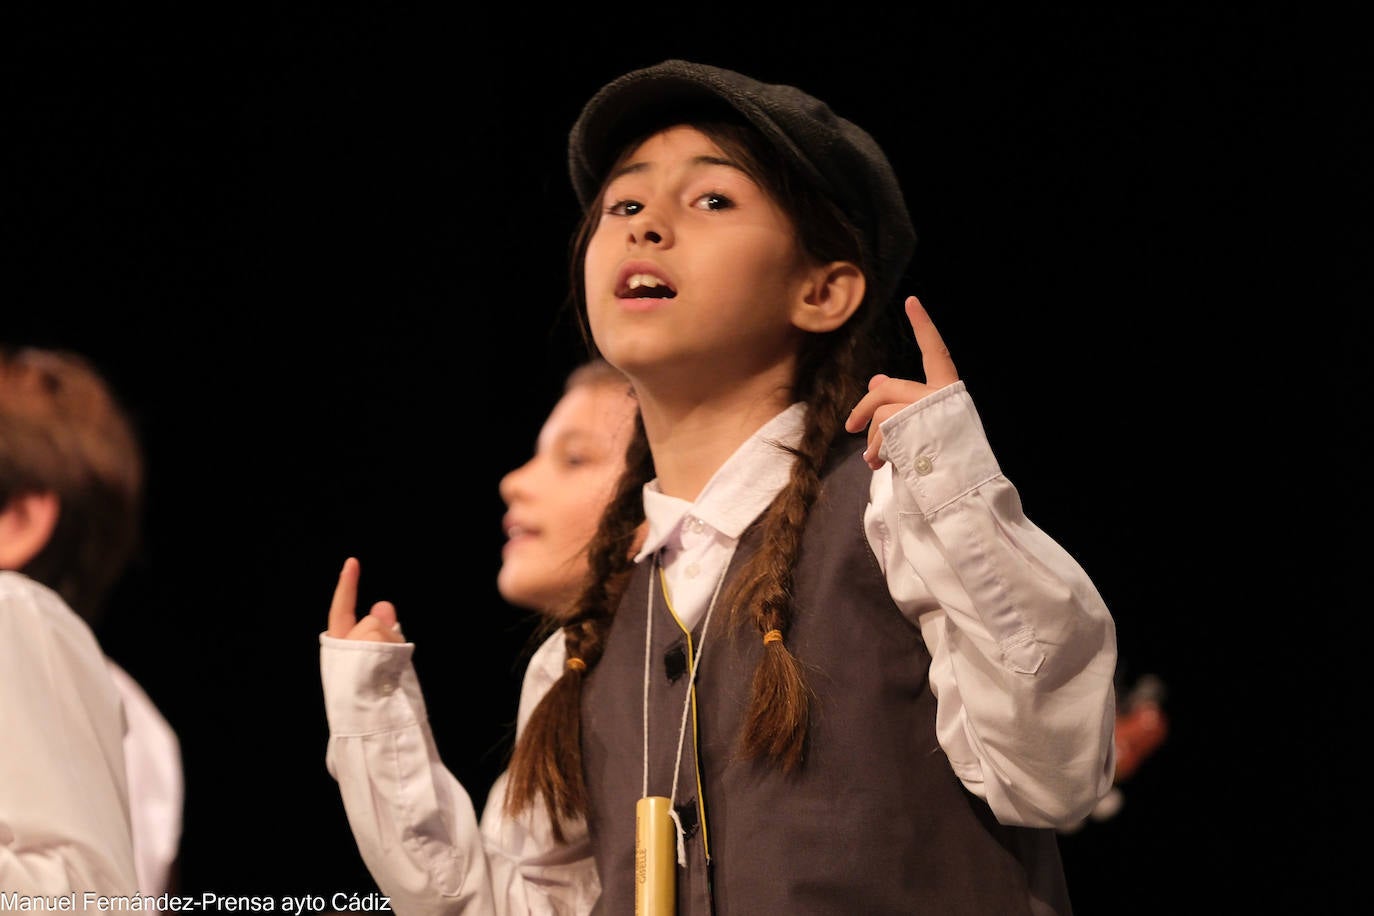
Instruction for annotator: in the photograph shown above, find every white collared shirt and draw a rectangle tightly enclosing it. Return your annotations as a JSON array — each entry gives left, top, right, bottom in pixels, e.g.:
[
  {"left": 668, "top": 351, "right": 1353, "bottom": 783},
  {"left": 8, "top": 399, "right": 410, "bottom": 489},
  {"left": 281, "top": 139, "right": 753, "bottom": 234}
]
[
  {"left": 0, "top": 571, "right": 139, "bottom": 900},
  {"left": 635, "top": 400, "right": 803, "bottom": 629}
]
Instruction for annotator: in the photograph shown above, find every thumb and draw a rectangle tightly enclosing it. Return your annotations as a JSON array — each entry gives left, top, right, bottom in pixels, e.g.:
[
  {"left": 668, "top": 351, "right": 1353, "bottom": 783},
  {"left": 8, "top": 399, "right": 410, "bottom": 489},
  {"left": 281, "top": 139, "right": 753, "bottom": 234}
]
[{"left": 368, "top": 601, "right": 404, "bottom": 641}]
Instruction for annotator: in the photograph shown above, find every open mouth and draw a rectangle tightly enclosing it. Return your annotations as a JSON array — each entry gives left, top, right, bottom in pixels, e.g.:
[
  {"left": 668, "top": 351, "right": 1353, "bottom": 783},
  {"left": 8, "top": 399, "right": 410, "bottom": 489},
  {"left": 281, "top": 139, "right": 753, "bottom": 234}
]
[{"left": 617, "top": 273, "right": 677, "bottom": 300}]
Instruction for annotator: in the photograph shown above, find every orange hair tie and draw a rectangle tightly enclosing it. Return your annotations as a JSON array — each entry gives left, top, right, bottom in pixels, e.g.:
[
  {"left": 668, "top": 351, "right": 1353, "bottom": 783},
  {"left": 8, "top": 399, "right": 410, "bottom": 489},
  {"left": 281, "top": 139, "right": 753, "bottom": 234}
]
[
  {"left": 566, "top": 656, "right": 587, "bottom": 672},
  {"left": 762, "top": 629, "right": 783, "bottom": 646}
]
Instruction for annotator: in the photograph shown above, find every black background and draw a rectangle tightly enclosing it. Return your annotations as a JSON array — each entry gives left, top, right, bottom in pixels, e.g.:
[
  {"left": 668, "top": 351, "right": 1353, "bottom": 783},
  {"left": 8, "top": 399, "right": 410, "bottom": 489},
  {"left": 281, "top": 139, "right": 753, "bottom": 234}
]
[{"left": 4, "top": 3, "right": 1363, "bottom": 913}]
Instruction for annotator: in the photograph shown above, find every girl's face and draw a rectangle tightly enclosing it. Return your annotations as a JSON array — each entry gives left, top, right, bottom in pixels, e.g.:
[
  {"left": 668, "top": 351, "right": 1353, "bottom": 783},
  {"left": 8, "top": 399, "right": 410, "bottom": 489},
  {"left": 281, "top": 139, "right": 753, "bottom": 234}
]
[
  {"left": 583, "top": 125, "right": 812, "bottom": 390},
  {"left": 497, "top": 380, "right": 638, "bottom": 615}
]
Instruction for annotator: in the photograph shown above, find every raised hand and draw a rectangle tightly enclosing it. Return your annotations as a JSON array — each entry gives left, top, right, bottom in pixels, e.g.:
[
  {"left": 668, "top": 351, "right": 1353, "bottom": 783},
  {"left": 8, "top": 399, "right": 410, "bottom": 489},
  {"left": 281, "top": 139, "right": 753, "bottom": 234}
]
[
  {"left": 844, "top": 296, "right": 959, "bottom": 470},
  {"left": 326, "top": 556, "right": 405, "bottom": 643}
]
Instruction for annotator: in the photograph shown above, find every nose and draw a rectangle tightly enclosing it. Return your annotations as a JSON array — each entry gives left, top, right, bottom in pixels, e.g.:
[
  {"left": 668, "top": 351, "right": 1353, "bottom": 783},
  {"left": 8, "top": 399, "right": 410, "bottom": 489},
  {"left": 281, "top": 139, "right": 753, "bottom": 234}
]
[
  {"left": 499, "top": 459, "right": 535, "bottom": 505},
  {"left": 627, "top": 207, "right": 670, "bottom": 247}
]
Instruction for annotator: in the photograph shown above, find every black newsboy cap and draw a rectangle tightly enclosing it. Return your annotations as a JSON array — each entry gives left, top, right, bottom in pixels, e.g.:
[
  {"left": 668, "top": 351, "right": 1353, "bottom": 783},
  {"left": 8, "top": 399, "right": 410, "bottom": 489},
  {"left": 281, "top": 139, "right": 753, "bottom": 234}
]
[{"left": 568, "top": 59, "right": 917, "bottom": 311}]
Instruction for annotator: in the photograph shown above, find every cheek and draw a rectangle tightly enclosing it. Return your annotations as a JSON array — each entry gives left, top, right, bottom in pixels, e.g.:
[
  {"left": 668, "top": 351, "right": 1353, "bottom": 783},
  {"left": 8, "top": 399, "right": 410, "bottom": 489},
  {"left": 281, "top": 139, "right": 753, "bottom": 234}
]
[
  {"left": 566, "top": 491, "right": 608, "bottom": 543},
  {"left": 558, "top": 484, "right": 615, "bottom": 550},
  {"left": 584, "top": 232, "right": 616, "bottom": 293}
]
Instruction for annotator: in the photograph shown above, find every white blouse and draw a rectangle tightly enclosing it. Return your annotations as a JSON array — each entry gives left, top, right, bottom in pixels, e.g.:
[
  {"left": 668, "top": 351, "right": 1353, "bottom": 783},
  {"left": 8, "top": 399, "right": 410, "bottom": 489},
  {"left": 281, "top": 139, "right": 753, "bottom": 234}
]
[{"left": 0, "top": 571, "right": 139, "bottom": 899}]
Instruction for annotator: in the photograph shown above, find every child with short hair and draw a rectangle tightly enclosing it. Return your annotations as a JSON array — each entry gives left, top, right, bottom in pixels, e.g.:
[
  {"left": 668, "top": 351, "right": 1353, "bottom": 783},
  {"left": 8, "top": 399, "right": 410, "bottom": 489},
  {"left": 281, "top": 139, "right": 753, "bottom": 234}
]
[{"left": 1, "top": 345, "right": 181, "bottom": 900}]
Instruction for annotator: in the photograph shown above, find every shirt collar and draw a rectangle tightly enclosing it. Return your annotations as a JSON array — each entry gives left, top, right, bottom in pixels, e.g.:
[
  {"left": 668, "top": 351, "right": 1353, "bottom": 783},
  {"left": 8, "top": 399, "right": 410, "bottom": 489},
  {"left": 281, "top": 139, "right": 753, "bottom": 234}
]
[{"left": 634, "top": 402, "right": 807, "bottom": 562}]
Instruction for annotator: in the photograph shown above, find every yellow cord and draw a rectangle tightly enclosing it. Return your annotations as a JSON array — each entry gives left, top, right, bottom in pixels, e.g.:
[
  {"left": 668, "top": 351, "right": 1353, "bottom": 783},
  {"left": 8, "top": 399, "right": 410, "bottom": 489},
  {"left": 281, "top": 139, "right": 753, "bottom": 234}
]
[{"left": 658, "top": 565, "right": 712, "bottom": 864}]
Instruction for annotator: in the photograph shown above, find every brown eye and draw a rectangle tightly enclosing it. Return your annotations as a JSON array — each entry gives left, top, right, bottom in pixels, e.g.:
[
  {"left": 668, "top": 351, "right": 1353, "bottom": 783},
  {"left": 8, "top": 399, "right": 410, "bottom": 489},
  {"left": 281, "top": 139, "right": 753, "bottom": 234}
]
[
  {"left": 694, "top": 192, "right": 734, "bottom": 212},
  {"left": 606, "top": 199, "right": 643, "bottom": 217}
]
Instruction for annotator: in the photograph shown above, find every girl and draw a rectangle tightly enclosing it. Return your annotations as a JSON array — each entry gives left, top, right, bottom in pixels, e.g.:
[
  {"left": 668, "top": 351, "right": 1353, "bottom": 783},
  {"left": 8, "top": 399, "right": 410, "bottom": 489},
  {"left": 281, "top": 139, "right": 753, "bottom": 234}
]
[
  {"left": 322, "top": 359, "right": 639, "bottom": 910},
  {"left": 323, "top": 60, "right": 1117, "bottom": 915}
]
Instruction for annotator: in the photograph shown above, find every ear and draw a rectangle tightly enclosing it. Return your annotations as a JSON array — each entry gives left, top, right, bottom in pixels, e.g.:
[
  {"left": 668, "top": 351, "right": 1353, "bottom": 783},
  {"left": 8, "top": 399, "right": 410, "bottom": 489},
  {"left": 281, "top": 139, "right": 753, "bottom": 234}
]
[
  {"left": 0, "top": 491, "right": 60, "bottom": 569},
  {"left": 790, "top": 261, "right": 866, "bottom": 333}
]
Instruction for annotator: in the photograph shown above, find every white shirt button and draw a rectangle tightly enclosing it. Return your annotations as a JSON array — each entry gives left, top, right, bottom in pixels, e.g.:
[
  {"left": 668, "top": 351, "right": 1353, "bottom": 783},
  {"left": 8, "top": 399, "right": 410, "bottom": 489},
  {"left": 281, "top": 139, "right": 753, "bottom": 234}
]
[{"left": 914, "top": 455, "right": 934, "bottom": 475}]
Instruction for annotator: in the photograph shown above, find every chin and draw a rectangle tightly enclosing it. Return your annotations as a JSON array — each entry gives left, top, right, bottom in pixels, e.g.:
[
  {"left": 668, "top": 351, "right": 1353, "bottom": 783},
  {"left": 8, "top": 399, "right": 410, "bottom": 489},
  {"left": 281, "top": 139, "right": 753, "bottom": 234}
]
[
  {"left": 495, "top": 570, "right": 526, "bottom": 604},
  {"left": 497, "top": 576, "right": 548, "bottom": 613}
]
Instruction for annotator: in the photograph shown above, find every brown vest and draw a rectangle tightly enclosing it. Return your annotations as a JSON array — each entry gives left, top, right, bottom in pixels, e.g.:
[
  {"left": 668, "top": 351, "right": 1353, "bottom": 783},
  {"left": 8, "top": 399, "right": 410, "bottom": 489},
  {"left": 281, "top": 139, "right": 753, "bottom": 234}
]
[{"left": 581, "top": 438, "right": 1071, "bottom": 915}]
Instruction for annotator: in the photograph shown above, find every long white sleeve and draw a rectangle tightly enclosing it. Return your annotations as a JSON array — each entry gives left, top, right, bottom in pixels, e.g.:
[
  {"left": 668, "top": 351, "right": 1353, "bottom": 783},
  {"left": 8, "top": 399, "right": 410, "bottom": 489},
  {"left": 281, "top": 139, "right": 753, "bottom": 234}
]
[
  {"left": 866, "top": 381, "right": 1118, "bottom": 828},
  {"left": 105, "top": 659, "right": 183, "bottom": 898},
  {"left": 0, "top": 572, "right": 139, "bottom": 900},
  {"left": 320, "top": 632, "right": 598, "bottom": 916}
]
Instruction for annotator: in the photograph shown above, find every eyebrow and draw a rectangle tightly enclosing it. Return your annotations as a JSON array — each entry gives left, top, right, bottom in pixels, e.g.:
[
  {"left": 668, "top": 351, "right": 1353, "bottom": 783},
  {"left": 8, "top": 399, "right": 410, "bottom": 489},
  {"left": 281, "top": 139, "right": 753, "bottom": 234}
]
[{"left": 606, "top": 154, "right": 744, "bottom": 186}]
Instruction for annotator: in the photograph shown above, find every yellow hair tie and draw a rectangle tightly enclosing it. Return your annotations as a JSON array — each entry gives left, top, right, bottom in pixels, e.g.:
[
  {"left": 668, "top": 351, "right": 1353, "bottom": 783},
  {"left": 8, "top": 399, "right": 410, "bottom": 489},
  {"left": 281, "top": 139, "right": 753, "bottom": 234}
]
[
  {"left": 762, "top": 629, "right": 783, "bottom": 646},
  {"left": 566, "top": 656, "right": 587, "bottom": 672}
]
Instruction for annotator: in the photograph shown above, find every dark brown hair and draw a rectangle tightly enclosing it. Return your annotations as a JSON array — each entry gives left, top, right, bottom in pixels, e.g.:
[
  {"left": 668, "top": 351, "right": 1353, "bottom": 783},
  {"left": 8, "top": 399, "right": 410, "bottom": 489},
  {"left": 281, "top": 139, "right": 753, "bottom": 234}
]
[
  {"left": 506, "top": 116, "right": 888, "bottom": 841},
  {"left": 0, "top": 346, "right": 143, "bottom": 624}
]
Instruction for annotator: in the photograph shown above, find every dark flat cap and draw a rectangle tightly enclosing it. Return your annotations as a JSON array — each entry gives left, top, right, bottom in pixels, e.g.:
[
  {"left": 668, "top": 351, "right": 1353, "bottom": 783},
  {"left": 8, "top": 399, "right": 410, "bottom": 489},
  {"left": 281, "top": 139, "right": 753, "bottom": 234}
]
[{"left": 568, "top": 59, "right": 916, "bottom": 310}]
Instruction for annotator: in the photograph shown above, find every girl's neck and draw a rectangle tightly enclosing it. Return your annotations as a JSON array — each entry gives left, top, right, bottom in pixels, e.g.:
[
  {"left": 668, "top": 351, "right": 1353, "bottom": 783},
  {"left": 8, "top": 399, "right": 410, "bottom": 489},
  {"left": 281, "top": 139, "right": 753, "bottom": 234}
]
[{"left": 635, "top": 371, "right": 795, "bottom": 502}]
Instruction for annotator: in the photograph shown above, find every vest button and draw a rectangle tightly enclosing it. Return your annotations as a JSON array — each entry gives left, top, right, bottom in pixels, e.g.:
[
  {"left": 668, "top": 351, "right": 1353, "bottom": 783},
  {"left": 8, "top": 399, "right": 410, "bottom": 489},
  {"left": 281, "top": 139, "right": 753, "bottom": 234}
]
[{"left": 663, "top": 645, "right": 687, "bottom": 682}]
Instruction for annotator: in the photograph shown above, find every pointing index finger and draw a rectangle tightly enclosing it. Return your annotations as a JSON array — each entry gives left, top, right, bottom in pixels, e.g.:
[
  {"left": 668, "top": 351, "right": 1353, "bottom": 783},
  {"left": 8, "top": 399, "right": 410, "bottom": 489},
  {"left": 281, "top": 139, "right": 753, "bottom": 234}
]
[
  {"left": 327, "top": 557, "right": 361, "bottom": 638},
  {"left": 906, "top": 296, "right": 958, "bottom": 387}
]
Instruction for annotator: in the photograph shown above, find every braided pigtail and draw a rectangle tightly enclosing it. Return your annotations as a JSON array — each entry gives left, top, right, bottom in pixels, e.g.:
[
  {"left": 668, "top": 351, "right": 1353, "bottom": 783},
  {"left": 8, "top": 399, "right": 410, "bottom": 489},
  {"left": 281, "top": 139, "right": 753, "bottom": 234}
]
[
  {"left": 734, "top": 335, "right": 863, "bottom": 771},
  {"left": 504, "top": 416, "right": 652, "bottom": 842}
]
